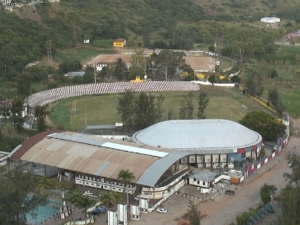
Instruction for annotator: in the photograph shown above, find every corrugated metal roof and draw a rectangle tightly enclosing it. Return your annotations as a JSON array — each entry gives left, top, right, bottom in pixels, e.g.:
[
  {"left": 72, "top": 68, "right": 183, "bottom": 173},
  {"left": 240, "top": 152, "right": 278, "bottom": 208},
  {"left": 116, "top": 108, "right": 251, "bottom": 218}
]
[
  {"left": 136, "top": 151, "right": 191, "bottom": 187},
  {"left": 132, "top": 119, "right": 262, "bottom": 152},
  {"left": 19, "top": 133, "right": 169, "bottom": 183},
  {"left": 102, "top": 142, "right": 168, "bottom": 158},
  {"left": 49, "top": 133, "right": 106, "bottom": 146}
]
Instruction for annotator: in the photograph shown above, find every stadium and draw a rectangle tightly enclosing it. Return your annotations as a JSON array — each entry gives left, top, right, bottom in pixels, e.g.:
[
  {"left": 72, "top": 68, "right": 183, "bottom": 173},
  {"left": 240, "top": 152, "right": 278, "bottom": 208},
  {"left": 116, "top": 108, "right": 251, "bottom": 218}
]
[{"left": 10, "top": 119, "right": 262, "bottom": 201}]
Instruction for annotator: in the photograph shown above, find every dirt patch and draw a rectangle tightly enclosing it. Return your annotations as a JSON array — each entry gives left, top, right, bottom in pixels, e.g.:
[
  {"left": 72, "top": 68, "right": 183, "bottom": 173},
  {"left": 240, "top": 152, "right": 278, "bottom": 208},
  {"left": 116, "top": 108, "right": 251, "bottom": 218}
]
[{"left": 13, "top": 6, "right": 42, "bottom": 24}]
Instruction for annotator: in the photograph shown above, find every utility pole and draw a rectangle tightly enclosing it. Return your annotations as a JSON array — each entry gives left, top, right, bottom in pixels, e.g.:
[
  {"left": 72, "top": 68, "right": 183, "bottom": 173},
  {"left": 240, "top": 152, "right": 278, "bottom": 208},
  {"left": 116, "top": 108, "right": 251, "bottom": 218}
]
[
  {"left": 165, "top": 66, "right": 168, "bottom": 81},
  {"left": 45, "top": 40, "right": 53, "bottom": 62}
]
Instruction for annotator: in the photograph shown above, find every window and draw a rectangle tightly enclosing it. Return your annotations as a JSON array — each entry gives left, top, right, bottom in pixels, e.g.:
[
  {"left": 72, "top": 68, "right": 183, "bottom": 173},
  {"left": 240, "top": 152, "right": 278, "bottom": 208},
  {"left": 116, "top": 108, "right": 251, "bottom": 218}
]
[{"left": 203, "top": 182, "right": 205, "bottom": 185}]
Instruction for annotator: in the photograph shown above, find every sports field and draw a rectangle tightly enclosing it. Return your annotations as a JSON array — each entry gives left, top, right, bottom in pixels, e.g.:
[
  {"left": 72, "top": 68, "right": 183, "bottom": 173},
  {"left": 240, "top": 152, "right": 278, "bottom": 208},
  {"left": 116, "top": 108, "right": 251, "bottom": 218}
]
[{"left": 48, "top": 86, "right": 264, "bottom": 131}]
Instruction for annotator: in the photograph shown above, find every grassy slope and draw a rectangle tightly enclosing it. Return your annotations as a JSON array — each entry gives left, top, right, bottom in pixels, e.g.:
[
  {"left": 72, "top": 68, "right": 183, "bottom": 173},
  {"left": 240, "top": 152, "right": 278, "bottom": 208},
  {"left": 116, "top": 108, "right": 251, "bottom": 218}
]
[{"left": 49, "top": 87, "right": 262, "bottom": 131}]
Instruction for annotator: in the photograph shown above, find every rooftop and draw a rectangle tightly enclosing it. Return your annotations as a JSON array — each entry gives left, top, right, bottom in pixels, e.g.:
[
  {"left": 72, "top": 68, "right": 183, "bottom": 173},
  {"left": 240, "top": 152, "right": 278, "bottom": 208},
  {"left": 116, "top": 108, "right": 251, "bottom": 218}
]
[{"left": 132, "top": 119, "right": 262, "bottom": 153}]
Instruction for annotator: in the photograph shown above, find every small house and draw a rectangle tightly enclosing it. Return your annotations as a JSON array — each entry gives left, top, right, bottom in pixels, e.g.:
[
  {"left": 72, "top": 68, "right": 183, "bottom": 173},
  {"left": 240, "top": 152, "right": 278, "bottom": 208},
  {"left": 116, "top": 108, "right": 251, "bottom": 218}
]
[
  {"left": 188, "top": 169, "right": 218, "bottom": 189},
  {"left": 113, "top": 38, "right": 126, "bottom": 48}
]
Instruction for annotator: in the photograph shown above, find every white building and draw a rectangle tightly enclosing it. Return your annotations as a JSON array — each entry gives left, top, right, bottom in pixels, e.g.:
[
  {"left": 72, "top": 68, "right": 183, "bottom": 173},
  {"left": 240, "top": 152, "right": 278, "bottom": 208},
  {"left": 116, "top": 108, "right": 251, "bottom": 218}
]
[{"left": 261, "top": 17, "right": 280, "bottom": 24}]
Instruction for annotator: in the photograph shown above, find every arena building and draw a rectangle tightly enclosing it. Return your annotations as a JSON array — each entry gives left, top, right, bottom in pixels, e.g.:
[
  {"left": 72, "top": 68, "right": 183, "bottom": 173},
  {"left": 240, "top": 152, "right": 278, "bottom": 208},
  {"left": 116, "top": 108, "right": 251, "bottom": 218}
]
[
  {"left": 132, "top": 119, "right": 263, "bottom": 168},
  {"left": 9, "top": 119, "right": 262, "bottom": 202}
]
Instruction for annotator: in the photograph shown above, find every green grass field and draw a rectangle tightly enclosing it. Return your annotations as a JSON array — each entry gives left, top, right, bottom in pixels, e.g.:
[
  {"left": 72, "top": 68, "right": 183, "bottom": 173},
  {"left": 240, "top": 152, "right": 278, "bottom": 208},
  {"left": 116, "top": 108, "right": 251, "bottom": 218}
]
[
  {"left": 49, "top": 87, "right": 263, "bottom": 131},
  {"left": 54, "top": 47, "right": 115, "bottom": 63}
]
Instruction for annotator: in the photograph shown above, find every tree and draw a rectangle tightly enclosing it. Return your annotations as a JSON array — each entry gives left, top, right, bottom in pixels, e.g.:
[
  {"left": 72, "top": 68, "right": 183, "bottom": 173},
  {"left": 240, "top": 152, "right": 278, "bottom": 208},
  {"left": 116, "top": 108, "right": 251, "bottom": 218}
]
[
  {"left": 35, "top": 105, "right": 49, "bottom": 132},
  {"left": 208, "top": 74, "right": 216, "bottom": 84},
  {"left": 128, "top": 48, "right": 146, "bottom": 80},
  {"left": 187, "top": 200, "right": 201, "bottom": 225},
  {"left": 114, "top": 58, "right": 127, "bottom": 80},
  {"left": 10, "top": 97, "right": 25, "bottom": 131},
  {"left": 117, "top": 90, "right": 136, "bottom": 125},
  {"left": 58, "top": 60, "right": 82, "bottom": 73},
  {"left": 239, "top": 111, "right": 286, "bottom": 141},
  {"left": 179, "top": 91, "right": 195, "bottom": 119},
  {"left": 230, "top": 75, "right": 241, "bottom": 83},
  {"left": 197, "top": 92, "right": 209, "bottom": 119},
  {"left": 65, "top": 190, "right": 95, "bottom": 225},
  {"left": 17, "top": 72, "right": 32, "bottom": 97},
  {"left": 0, "top": 167, "right": 47, "bottom": 225},
  {"left": 243, "top": 70, "right": 264, "bottom": 97},
  {"left": 118, "top": 169, "right": 135, "bottom": 220},
  {"left": 277, "top": 154, "right": 300, "bottom": 224},
  {"left": 134, "top": 92, "right": 157, "bottom": 129},
  {"left": 155, "top": 94, "right": 165, "bottom": 122},
  {"left": 268, "top": 87, "right": 279, "bottom": 108},
  {"left": 260, "top": 184, "right": 277, "bottom": 205},
  {"left": 98, "top": 191, "right": 114, "bottom": 208}
]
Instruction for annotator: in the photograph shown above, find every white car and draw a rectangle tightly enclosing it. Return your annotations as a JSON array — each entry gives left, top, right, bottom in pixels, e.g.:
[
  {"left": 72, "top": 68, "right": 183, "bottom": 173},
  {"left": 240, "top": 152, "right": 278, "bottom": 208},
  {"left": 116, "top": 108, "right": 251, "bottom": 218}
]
[{"left": 156, "top": 207, "right": 167, "bottom": 213}]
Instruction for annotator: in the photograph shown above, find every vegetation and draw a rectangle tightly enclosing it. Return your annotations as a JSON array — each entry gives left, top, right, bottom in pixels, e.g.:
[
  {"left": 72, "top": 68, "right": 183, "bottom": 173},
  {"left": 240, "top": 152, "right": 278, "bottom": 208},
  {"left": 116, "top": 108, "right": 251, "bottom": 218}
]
[
  {"left": 239, "top": 111, "right": 286, "bottom": 140},
  {"left": 260, "top": 184, "right": 277, "bottom": 205},
  {"left": 187, "top": 200, "right": 201, "bottom": 225},
  {"left": 277, "top": 153, "right": 300, "bottom": 224},
  {"left": 0, "top": 167, "right": 47, "bottom": 225}
]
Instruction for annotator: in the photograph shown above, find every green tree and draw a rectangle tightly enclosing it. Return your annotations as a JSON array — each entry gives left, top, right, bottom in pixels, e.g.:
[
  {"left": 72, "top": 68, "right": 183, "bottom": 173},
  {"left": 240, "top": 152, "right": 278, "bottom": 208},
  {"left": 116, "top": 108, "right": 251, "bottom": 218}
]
[
  {"left": 0, "top": 167, "right": 47, "bottom": 225},
  {"left": 155, "top": 94, "right": 165, "bottom": 122},
  {"left": 268, "top": 87, "right": 279, "bottom": 108},
  {"left": 187, "top": 200, "right": 201, "bottom": 225},
  {"left": 17, "top": 72, "right": 32, "bottom": 97},
  {"left": 179, "top": 91, "right": 195, "bottom": 119},
  {"left": 134, "top": 92, "right": 157, "bottom": 129},
  {"left": 260, "top": 183, "right": 277, "bottom": 205},
  {"left": 114, "top": 58, "right": 127, "bottom": 80},
  {"left": 65, "top": 190, "right": 95, "bottom": 225},
  {"left": 128, "top": 48, "right": 146, "bottom": 80},
  {"left": 98, "top": 191, "right": 114, "bottom": 208},
  {"left": 35, "top": 105, "right": 49, "bottom": 132},
  {"left": 59, "top": 60, "right": 82, "bottom": 73},
  {"left": 10, "top": 97, "right": 25, "bottom": 131},
  {"left": 230, "top": 75, "right": 241, "bottom": 83},
  {"left": 239, "top": 111, "right": 286, "bottom": 140},
  {"left": 118, "top": 169, "right": 135, "bottom": 219},
  {"left": 117, "top": 90, "right": 136, "bottom": 125},
  {"left": 243, "top": 70, "right": 264, "bottom": 97},
  {"left": 197, "top": 92, "right": 209, "bottom": 119},
  {"left": 277, "top": 154, "right": 300, "bottom": 224}
]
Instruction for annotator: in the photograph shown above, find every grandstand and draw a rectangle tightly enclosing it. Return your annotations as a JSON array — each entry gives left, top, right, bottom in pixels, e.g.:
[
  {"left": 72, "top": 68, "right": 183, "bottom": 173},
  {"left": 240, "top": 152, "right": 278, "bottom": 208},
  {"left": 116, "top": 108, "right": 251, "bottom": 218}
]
[{"left": 26, "top": 81, "right": 200, "bottom": 107}]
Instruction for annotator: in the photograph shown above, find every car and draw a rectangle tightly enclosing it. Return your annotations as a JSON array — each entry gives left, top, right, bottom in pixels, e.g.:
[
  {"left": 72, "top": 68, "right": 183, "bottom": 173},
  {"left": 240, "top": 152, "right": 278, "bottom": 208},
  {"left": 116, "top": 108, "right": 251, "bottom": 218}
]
[
  {"left": 91, "top": 206, "right": 106, "bottom": 215},
  {"left": 225, "top": 189, "right": 235, "bottom": 195},
  {"left": 156, "top": 207, "right": 167, "bottom": 213}
]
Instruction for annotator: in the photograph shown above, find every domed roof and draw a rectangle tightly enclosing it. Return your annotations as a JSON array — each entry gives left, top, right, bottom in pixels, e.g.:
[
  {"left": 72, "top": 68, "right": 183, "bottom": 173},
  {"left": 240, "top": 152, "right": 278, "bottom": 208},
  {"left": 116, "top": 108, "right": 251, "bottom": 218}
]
[{"left": 132, "top": 119, "right": 262, "bottom": 153}]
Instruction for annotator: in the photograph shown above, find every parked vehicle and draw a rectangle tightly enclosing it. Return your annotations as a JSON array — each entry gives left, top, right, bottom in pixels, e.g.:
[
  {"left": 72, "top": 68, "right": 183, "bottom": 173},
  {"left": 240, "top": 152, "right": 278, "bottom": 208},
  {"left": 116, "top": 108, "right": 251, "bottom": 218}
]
[
  {"left": 91, "top": 206, "right": 106, "bottom": 215},
  {"left": 156, "top": 207, "right": 167, "bottom": 213},
  {"left": 225, "top": 189, "right": 235, "bottom": 195}
]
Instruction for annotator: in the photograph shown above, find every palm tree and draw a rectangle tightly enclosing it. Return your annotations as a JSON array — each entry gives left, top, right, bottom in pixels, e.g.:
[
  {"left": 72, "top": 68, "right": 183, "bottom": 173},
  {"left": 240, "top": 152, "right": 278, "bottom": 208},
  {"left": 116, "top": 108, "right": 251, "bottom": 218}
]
[
  {"left": 98, "top": 191, "right": 114, "bottom": 208},
  {"left": 64, "top": 190, "right": 95, "bottom": 225},
  {"left": 76, "top": 195, "right": 95, "bottom": 225},
  {"left": 118, "top": 169, "right": 135, "bottom": 220}
]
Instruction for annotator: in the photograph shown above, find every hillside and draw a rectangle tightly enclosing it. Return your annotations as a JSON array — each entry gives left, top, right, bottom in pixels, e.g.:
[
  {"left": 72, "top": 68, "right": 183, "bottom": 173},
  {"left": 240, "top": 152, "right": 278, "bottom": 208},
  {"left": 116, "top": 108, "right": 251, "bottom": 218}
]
[{"left": 196, "top": 0, "right": 300, "bottom": 21}]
